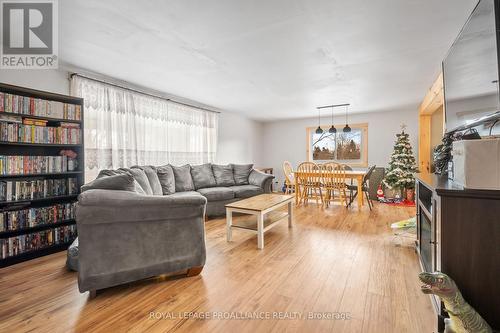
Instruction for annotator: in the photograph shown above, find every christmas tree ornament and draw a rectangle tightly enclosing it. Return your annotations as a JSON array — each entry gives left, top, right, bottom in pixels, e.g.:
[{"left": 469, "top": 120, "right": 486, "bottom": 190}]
[{"left": 377, "top": 184, "right": 385, "bottom": 201}]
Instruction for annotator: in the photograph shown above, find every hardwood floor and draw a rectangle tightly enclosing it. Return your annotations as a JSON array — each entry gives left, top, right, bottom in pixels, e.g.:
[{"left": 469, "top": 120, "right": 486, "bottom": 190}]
[{"left": 0, "top": 202, "right": 435, "bottom": 333}]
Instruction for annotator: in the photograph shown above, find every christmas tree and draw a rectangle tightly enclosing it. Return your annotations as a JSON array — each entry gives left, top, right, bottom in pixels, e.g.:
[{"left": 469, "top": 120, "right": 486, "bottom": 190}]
[{"left": 383, "top": 125, "right": 418, "bottom": 190}]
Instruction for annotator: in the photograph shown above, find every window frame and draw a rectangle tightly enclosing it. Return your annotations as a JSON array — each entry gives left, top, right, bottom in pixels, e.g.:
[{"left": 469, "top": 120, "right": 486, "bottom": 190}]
[{"left": 306, "top": 122, "right": 368, "bottom": 167}]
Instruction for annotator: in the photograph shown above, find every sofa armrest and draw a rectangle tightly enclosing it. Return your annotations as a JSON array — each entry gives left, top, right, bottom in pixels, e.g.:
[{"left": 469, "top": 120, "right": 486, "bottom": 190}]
[
  {"left": 77, "top": 189, "right": 207, "bottom": 224},
  {"left": 249, "top": 170, "right": 275, "bottom": 193}
]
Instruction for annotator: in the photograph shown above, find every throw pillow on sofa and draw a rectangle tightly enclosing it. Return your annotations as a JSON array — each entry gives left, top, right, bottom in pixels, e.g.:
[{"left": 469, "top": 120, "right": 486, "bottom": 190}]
[
  {"left": 119, "top": 167, "right": 152, "bottom": 195},
  {"left": 156, "top": 164, "right": 176, "bottom": 195},
  {"left": 212, "top": 164, "right": 235, "bottom": 187},
  {"left": 132, "top": 165, "right": 163, "bottom": 195},
  {"left": 81, "top": 173, "right": 136, "bottom": 192},
  {"left": 171, "top": 164, "right": 195, "bottom": 192},
  {"left": 231, "top": 164, "right": 253, "bottom": 185},
  {"left": 191, "top": 163, "right": 217, "bottom": 189},
  {"left": 98, "top": 169, "right": 146, "bottom": 194}
]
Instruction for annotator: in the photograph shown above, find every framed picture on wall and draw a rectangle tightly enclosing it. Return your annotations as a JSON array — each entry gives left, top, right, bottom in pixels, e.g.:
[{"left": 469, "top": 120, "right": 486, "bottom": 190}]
[{"left": 306, "top": 123, "right": 368, "bottom": 167}]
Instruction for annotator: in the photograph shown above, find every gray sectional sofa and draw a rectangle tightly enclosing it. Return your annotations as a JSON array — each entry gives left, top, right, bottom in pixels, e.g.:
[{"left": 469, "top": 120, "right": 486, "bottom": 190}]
[{"left": 74, "top": 163, "right": 273, "bottom": 294}]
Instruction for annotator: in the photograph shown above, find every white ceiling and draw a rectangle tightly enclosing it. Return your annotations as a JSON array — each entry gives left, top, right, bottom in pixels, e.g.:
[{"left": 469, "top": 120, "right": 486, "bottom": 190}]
[{"left": 60, "top": 0, "right": 478, "bottom": 121}]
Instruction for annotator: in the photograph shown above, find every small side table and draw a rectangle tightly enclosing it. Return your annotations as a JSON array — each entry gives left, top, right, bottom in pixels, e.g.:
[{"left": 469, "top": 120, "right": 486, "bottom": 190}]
[{"left": 256, "top": 167, "right": 274, "bottom": 191}]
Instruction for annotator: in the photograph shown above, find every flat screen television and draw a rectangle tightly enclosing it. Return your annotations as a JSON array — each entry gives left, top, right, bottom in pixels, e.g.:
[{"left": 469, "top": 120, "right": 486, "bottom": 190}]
[{"left": 443, "top": 0, "right": 500, "bottom": 133}]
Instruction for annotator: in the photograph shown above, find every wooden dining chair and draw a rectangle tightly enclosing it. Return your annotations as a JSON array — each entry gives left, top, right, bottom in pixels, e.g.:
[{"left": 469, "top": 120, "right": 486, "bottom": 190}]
[
  {"left": 282, "top": 161, "right": 296, "bottom": 195},
  {"left": 320, "top": 163, "right": 349, "bottom": 208},
  {"left": 296, "top": 162, "right": 322, "bottom": 205}
]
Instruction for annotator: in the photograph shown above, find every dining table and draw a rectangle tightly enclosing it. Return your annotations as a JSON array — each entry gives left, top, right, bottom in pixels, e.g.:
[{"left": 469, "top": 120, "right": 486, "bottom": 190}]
[{"left": 293, "top": 170, "right": 367, "bottom": 208}]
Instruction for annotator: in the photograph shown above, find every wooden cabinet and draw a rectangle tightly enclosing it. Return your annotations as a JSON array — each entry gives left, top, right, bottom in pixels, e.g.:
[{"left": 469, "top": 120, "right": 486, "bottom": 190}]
[{"left": 415, "top": 173, "right": 500, "bottom": 331}]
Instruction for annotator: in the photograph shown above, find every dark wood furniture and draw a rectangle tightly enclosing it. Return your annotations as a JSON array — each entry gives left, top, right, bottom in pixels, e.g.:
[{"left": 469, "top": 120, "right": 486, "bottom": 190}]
[
  {"left": 0, "top": 83, "right": 84, "bottom": 267},
  {"left": 415, "top": 172, "right": 500, "bottom": 332}
]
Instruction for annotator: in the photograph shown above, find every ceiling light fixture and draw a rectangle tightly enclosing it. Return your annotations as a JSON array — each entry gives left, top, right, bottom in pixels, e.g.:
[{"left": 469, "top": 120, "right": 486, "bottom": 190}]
[
  {"left": 315, "top": 108, "right": 323, "bottom": 134},
  {"left": 317, "top": 103, "right": 350, "bottom": 133},
  {"left": 343, "top": 104, "right": 351, "bottom": 133},
  {"left": 329, "top": 105, "right": 337, "bottom": 134}
]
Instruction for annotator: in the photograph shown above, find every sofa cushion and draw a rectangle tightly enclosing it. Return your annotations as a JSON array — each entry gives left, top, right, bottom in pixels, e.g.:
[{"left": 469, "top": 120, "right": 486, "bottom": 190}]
[
  {"left": 81, "top": 173, "right": 136, "bottom": 192},
  {"left": 191, "top": 163, "right": 217, "bottom": 189},
  {"left": 167, "top": 191, "right": 204, "bottom": 199},
  {"left": 231, "top": 164, "right": 253, "bottom": 185},
  {"left": 132, "top": 165, "right": 162, "bottom": 195},
  {"left": 230, "top": 185, "right": 263, "bottom": 198},
  {"left": 197, "top": 187, "right": 235, "bottom": 201},
  {"left": 119, "top": 167, "right": 153, "bottom": 195},
  {"left": 156, "top": 164, "right": 176, "bottom": 195},
  {"left": 212, "top": 164, "right": 235, "bottom": 187},
  {"left": 171, "top": 164, "right": 195, "bottom": 192}
]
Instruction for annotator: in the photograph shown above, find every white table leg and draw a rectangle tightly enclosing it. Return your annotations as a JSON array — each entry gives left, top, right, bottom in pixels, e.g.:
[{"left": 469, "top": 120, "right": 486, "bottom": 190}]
[
  {"left": 288, "top": 201, "right": 293, "bottom": 228},
  {"left": 257, "top": 213, "right": 264, "bottom": 249},
  {"left": 226, "top": 209, "right": 232, "bottom": 242}
]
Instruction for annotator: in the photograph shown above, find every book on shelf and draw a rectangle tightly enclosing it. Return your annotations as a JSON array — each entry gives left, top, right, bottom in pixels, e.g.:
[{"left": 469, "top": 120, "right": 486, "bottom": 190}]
[
  {"left": 0, "top": 122, "right": 81, "bottom": 144},
  {"left": 23, "top": 118, "right": 48, "bottom": 127},
  {"left": 0, "top": 202, "right": 76, "bottom": 232},
  {"left": 60, "top": 122, "right": 80, "bottom": 129},
  {"left": 0, "top": 224, "right": 77, "bottom": 259},
  {"left": 0, "top": 114, "right": 22, "bottom": 123},
  {"left": 0, "top": 155, "right": 78, "bottom": 175},
  {"left": 0, "top": 92, "right": 81, "bottom": 121},
  {"left": 0, "top": 178, "right": 78, "bottom": 202}
]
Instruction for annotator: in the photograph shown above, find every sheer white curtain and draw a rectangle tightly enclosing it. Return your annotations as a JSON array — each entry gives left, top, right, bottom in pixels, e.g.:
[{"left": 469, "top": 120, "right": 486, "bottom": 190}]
[{"left": 71, "top": 76, "right": 218, "bottom": 181}]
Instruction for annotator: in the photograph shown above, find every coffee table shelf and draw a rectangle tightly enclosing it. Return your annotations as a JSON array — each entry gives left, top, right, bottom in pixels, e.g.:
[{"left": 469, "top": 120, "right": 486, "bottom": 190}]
[{"left": 231, "top": 211, "right": 289, "bottom": 232}]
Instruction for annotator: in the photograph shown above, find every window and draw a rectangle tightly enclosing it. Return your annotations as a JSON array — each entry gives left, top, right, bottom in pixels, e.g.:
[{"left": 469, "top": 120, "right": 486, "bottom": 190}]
[
  {"left": 306, "top": 123, "right": 368, "bottom": 167},
  {"left": 71, "top": 76, "right": 218, "bottom": 181}
]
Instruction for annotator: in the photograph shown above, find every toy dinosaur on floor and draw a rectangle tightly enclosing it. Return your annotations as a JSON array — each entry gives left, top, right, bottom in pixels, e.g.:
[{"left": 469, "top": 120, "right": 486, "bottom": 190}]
[{"left": 419, "top": 272, "right": 492, "bottom": 333}]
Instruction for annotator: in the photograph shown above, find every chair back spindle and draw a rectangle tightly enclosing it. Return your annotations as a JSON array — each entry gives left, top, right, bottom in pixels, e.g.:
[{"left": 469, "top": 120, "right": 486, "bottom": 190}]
[{"left": 283, "top": 161, "right": 295, "bottom": 186}]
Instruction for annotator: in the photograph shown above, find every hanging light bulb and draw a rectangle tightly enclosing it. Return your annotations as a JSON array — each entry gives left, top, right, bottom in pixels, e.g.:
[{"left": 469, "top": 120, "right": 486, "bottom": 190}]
[
  {"left": 316, "top": 108, "right": 323, "bottom": 134},
  {"left": 329, "top": 105, "right": 337, "bottom": 134},
  {"left": 343, "top": 104, "right": 351, "bottom": 133}
]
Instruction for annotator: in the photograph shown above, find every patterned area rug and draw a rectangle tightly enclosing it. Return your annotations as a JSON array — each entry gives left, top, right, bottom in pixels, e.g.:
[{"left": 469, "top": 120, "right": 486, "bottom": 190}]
[{"left": 381, "top": 199, "right": 416, "bottom": 207}]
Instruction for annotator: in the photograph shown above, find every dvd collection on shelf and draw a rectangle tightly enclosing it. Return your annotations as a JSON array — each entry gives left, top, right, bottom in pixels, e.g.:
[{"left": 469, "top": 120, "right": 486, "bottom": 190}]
[
  {"left": 0, "top": 224, "right": 77, "bottom": 259},
  {"left": 0, "top": 178, "right": 78, "bottom": 202},
  {"left": 0, "top": 202, "right": 76, "bottom": 232},
  {"left": 0, "top": 121, "right": 81, "bottom": 144},
  {"left": 0, "top": 155, "right": 78, "bottom": 175},
  {"left": 0, "top": 92, "right": 81, "bottom": 121},
  {"left": 0, "top": 84, "right": 83, "bottom": 266}
]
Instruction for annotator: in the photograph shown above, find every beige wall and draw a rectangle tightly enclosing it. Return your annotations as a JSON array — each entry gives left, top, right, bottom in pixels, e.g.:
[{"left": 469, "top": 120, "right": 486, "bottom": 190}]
[
  {"left": 260, "top": 108, "right": 419, "bottom": 188},
  {"left": 216, "top": 112, "right": 264, "bottom": 165}
]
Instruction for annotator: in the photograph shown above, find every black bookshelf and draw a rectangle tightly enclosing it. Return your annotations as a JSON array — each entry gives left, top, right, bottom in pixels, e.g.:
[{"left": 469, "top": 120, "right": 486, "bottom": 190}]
[
  {"left": 0, "top": 171, "right": 83, "bottom": 179},
  {"left": 0, "top": 82, "right": 84, "bottom": 268},
  {"left": 0, "top": 194, "right": 79, "bottom": 207},
  {"left": 0, "top": 142, "right": 82, "bottom": 147},
  {"left": 0, "top": 241, "right": 74, "bottom": 267},
  {"left": 0, "top": 219, "right": 76, "bottom": 238}
]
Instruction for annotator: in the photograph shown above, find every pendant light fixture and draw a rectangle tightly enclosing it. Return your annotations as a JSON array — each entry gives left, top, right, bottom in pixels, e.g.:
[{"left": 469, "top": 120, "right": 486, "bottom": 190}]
[
  {"left": 315, "top": 107, "right": 323, "bottom": 134},
  {"left": 328, "top": 105, "right": 337, "bottom": 134},
  {"left": 343, "top": 104, "right": 351, "bottom": 133}
]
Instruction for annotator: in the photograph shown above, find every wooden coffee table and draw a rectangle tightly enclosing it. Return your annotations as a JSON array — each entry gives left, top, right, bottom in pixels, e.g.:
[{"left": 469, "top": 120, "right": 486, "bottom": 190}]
[{"left": 226, "top": 194, "right": 294, "bottom": 249}]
